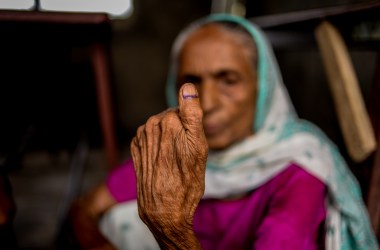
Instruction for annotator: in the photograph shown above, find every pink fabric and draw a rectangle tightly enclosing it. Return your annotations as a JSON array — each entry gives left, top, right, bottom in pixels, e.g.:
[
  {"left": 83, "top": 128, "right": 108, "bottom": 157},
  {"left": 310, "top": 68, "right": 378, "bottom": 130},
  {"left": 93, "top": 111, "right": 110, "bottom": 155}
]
[
  {"left": 106, "top": 158, "right": 137, "bottom": 202},
  {"left": 106, "top": 159, "right": 326, "bottom": 249}
]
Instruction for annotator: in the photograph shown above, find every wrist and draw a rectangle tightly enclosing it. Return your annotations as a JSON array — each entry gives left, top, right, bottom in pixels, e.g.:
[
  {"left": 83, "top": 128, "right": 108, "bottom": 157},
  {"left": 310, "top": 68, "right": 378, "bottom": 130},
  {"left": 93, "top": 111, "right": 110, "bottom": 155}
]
[
  {"left": 155, "top": 226, "right": 200, "bottom": 250},
  {"left": 146, "top": 216, "right": 200, "bottom": 250}
]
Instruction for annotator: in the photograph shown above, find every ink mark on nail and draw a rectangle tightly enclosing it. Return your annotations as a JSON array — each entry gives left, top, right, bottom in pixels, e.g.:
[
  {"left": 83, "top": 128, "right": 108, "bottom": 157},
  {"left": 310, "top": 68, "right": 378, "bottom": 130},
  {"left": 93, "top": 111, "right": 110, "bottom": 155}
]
[{"left": 183, "top": 94, "right": 199, "bottom": 99}]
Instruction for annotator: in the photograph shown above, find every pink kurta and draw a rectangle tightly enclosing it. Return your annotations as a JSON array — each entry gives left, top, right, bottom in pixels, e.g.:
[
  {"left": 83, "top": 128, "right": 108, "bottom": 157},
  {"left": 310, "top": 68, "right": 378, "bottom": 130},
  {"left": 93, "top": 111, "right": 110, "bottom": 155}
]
[{"left": 106, "top": 159, "right": 326, "bottom": 249}]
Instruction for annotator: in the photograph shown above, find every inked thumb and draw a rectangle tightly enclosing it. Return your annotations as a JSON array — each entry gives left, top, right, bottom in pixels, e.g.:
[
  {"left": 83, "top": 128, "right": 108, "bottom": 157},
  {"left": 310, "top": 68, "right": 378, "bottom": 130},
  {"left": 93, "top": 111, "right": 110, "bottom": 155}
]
[{"left": 178, "top": 83, "right": 203, "bottom": 135}]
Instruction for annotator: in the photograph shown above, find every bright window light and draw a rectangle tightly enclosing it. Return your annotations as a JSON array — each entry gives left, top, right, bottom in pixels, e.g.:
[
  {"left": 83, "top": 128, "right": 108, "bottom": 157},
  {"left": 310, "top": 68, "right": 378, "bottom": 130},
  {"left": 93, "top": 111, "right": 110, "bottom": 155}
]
[
  {"left": 40, "top": 0, "right": 133, "bottom": 18},
  {"left": 0, "top": 0, "right": 34, "bottom": 10}
]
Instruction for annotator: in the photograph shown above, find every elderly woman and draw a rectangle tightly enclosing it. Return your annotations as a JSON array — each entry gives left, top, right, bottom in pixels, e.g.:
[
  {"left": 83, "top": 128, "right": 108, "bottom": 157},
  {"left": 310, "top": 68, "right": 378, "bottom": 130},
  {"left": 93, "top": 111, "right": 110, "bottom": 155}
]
[{"left": 69, "top": 14, "right": 378, "bottom": 250}]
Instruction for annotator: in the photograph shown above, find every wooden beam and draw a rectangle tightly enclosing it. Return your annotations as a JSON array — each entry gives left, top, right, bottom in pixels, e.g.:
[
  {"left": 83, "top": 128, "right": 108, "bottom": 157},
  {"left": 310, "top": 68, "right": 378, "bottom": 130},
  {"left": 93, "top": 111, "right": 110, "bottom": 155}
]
[
  {"left": 315, "top": 21, "right": 376, "bottom": 162},
  {"left": 250, "top": 1, "right": 380, "bottom": 28}
]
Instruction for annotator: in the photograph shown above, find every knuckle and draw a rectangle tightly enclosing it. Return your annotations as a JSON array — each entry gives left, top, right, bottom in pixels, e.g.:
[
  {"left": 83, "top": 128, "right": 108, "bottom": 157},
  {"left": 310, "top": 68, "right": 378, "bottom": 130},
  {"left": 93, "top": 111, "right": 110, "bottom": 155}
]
[
  {"left": 193, "top": 109, "right": 204, "bottom": 122},
  {"left": 131, "top": 137, "right": 138, "bottom": 147},
  {"left": 130, "top": 143, "right": 136, "bottom": 154},
  {"left": 185, "top": 108, "right": 203, "bottom": 124},
  {"left": 161, "top": 112, "right": 178, "bottom": 125},
  {"left": 146, "top": 116, "right": 159, "bottom": 129},
  {"left": 192, "top": 107, "right": 203, "bottom": 118},
  {"left": 137, "top": 125, "right": 145, "bottom": 136}
]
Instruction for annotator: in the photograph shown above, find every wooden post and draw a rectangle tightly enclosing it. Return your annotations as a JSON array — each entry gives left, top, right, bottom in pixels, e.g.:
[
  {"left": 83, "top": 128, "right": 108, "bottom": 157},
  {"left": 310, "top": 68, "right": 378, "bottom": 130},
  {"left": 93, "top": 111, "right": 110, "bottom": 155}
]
[
  {"left": 91, "top": 42, "right": 118, "bottom": 169},
  {"left": 315, "top": 21, "right": 376, "bottom": 162}
]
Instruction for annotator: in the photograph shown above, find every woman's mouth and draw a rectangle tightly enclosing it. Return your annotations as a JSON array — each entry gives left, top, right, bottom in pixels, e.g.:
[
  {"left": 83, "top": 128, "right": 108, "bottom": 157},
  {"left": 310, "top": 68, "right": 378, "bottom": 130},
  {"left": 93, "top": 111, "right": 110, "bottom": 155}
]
[{"left": 203, "top": 122, "right": 223, "bottom": 136}]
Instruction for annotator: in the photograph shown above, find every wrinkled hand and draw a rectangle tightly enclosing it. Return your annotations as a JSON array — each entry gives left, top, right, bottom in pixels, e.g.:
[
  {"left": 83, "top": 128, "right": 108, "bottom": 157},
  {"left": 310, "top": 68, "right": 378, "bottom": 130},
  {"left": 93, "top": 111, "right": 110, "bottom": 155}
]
[{"left": 131, "top": 83, "right": 208, "bottom": 249}]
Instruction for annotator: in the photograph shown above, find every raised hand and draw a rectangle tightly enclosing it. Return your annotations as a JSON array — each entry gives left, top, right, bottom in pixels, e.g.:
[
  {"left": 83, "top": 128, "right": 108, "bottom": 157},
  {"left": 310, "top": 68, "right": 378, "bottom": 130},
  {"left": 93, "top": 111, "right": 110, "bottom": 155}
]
[{"left": 131, "top": 83, "right": 208, "bottom": 249}]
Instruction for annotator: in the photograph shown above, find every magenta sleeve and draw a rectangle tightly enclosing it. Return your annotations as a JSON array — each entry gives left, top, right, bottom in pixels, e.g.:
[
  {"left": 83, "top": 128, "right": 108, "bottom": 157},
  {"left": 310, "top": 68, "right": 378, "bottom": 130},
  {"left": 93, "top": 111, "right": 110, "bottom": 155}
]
[
  {"left": 253, "top": 165, "right": 327, "bottom": 250},
  {"left": 106, "top": 158, "right": 137, "bottom": 203}
]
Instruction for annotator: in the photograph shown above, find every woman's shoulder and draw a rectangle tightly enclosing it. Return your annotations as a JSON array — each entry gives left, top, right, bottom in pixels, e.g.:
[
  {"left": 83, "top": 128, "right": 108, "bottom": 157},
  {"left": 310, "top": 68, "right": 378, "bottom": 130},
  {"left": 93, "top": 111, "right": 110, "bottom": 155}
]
[
  {"left": 264, "top": 162, "right": 327, "bottom": 209},
  {"left": 271, "top": 163, "right": 326, "bottom": 189}
]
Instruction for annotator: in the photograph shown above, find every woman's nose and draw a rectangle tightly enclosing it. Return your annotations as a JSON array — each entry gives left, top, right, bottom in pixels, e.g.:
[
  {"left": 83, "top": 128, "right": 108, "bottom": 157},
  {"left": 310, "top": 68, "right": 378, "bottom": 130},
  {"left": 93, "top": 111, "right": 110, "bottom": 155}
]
[{"left": 199, "top": 81, "right": 219, "bottom": 114}]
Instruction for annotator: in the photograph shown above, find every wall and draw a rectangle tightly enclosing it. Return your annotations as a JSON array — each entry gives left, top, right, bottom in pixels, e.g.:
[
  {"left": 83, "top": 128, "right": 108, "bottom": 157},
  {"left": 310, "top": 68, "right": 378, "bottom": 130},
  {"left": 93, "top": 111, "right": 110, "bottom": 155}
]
[{"left": 110, "top": 0, "right": 212, "bottom": 154}]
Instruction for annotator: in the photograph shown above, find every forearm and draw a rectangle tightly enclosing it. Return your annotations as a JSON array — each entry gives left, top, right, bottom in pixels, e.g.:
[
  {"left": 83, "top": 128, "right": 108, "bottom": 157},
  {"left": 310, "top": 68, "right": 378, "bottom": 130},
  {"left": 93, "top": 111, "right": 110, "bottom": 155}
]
[{"left": 69, "top": 200, "right": 116, "bottom": 250}]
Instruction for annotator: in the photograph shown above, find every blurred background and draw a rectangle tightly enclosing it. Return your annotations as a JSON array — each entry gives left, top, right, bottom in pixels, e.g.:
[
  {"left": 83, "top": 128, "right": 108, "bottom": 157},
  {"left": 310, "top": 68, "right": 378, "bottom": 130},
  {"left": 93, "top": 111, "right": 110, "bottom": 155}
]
[{"left": 0, "top": 0, "right": 379, "bottom": 249}]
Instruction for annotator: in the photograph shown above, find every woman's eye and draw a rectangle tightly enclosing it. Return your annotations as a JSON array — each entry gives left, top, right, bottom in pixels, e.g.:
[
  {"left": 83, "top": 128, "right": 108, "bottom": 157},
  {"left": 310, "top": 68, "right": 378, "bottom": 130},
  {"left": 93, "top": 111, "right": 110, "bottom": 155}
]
[{"left": 223, "top": 77, "right": 238, "bottom": 85}]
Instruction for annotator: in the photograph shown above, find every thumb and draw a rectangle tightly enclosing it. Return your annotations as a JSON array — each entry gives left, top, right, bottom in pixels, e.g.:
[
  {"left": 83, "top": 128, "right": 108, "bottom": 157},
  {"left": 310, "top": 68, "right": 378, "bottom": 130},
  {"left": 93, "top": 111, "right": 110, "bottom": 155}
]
[{"left": 178, "top": 83, "right": 204, "bottom": 135}]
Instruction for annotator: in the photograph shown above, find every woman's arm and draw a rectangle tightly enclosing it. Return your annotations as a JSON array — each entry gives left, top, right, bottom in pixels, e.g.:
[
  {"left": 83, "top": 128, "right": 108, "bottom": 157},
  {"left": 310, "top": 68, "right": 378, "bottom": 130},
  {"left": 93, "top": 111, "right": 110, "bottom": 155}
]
[
  {"left": 69, "top": 184, "right": 117, "bottom": 250},
  {"left": 131, "top": 83, "right": 208, "bottom": 249}
]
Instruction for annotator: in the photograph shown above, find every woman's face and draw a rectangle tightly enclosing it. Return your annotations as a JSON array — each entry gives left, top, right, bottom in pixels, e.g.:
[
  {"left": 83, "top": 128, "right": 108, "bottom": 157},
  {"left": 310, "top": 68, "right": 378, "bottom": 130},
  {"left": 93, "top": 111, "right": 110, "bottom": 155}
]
[{"left": 177, "top": 24, "right": 257, "bottom": 150}]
